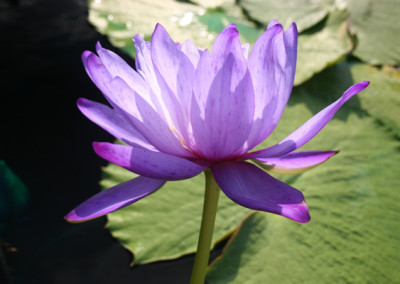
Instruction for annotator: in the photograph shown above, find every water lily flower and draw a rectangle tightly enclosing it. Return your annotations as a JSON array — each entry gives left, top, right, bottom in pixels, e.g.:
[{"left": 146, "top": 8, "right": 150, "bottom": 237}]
[{"left": 65, "top": 21, "right": 369, "bottom": 224}]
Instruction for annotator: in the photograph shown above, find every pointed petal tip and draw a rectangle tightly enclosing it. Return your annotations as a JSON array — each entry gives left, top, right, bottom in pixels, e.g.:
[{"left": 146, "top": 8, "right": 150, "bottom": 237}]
[
  {"left": 267, "top": 20, "right": 284, "bottom": 33},
  {"left": 344, "top": 81, "right": 370, "bottom": 100},
  {"left": 360, "top": 81, "right": 370, "bottom": 88},
  {"left": 224, "top": 23, "right": 237, "bottom": 30},
  {"left": 219, "top": 23, "right": 239, "bottom": 37},
  {"left": 76, "top": 98, "right": 90, "bottom": 113},
  {"left": 287, "top": 22, "right": 298, "bottom": 34},
  {"left": 64, "top": 208, "right": 100, "bottom": 223},
  {"left": 85, "top": 52, "right": 102, "bottom": 70},
  {"left": 133, "top": 33, "right": 142, "bottom": 43},
  {"left": 95, "top": 41, "right": 102, "bottom": 52},
  {"left": 267, "top": 19, "right": 280, "bottom": 29},
  {"left": 82, "top": 50, "right": 92, "bottom": 60},
  {"left": 92, "top": 141, "right": 103, "bottom": 153},
  {"left": 64, "top": 210, "right": 86, "bottom": 223},
  {"left": 81, "top": 51, "right": 94, "bottom": 68},
  {"left": 282, "top": 200, "right": 311, "bottom": 223},
  {"left": 153, "top": 23, "right": 167, "bottom": 36},
  {"left": 76, "top": 97, "right": 86, "bottom": 106}
]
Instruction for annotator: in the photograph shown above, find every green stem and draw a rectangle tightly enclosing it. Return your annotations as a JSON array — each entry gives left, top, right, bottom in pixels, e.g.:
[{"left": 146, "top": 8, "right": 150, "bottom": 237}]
[{"left": 190, "top": 169, "right": 220, "bottom": 284}]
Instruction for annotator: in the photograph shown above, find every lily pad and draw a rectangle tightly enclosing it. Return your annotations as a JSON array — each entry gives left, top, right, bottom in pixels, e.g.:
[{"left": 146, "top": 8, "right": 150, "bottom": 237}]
[
  {"left": 294, "top": 9, "right": 353, "bottom": 85},
  {"left": 238, "top": 0, "right": 335, "bottom": 32},
  {"left": 298, "top": 61, "right": 400, "bottom": 136},
  {"left": 101, "top": 165, "right": 250, "bottom": 265},
  {"left": 207, "top": 67, "right": 400, "bottom": 284},
  {"left": 345, "top": 0, "right": 400, "bottom": 65},
  {"left": 88, "top": 0, "right": 257, "bottom": 56},
  {"left": 88, "top": 0, "right": 353, "bottom": 86}
]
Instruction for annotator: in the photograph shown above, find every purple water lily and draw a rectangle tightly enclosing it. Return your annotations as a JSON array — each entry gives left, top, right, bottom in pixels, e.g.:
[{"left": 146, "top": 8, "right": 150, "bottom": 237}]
[{"left": 66, "top": 21, "right": 369, "bottom": 223}]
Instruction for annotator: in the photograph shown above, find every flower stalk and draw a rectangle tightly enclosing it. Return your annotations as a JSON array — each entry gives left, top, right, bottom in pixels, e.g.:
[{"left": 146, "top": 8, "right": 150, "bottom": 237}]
[{"left": 190, "top": 169, "right": 220, "bottom": 284}]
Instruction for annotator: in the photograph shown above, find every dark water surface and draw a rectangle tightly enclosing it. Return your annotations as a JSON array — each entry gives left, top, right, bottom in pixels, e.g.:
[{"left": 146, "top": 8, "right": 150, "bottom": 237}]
[{"left": 0, "top": 0, "right": 194, "bottom": 282}]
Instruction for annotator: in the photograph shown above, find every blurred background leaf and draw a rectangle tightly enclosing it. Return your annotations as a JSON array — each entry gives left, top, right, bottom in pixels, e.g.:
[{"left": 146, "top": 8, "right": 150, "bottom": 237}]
[
  {"left": 237, "top": 0, "right": 335, "bottom": 32},
  {"left": 346, "top": 0, "right": 400, "bottom": 65},
  {"left": 0, "top": 161, "right": 29, "bottom": 224}
]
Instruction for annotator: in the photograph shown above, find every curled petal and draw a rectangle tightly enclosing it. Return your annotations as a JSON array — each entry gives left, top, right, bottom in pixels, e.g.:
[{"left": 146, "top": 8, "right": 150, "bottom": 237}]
[
  {"left": 254, "top": 151, "right": 338, "bottom": 174},
  {"left": 211, "top": 161, "right": 310, "bottom": 223},
  {"left": 93, "top": 142, "right": 207, "bottom": 180},
  {"left": 65, "top": 176, "right": 165, "bottom": 222},
  {"left": 77, "top": 98, "right": 155, "bottom": 150},
  {"left": 248, "top": 81, "right": 370, "bottom": 158}
]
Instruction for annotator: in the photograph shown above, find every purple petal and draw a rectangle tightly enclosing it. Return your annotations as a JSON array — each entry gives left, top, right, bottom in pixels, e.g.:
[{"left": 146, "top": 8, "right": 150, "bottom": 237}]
[
  {"left": 248, "top": 81, "right": 370, "bottom": 158},
  {"left": 211, "top": 161, "right": 310, "bottom": 223},
  {"left": 133, "top": 34, "right": 161, "bottom": 96},
  {"left": 191, "top": 56, "right": 255, "bottom": 160},
  {"left": 84, "top": 54, "right": 192, "bottom": 157},
  {"left": 77, "top": 98, "right": 155, "bottom": 150},
  {"left": 151, "top": 24, "right": 194, "bottom": 116},
  {"left": 93, "top": 142, "right": 206, "bottom": 180},
  {"left": 95, "top": 42, "right": 150, "bottom": 98},
  {"left": 246, "top": 22, "right": 298, "bottom": 150},
  {"left": 105, "top": 77, "right": 195, "bottom": 158},
  {"left": 181, "top": 39, "right": 202, "bottom": 67},
  {"left": 190, "top": 25, "right": 254, "bottom": 160},
  {"left": 267, "top": 19, "right": 280, "bottom": 29},
  {"left": 254, "top": 151, "right": 338, "bottom": 174},
  {"left": 241, "top": 43, "right": 250, "bottom": 60},
  {"left": 211, "top": 23, "right": 243, "bottom": 66},
  {"left": 81, "top": 51, "right": 93, "bottom": 79},
  {"left": 85, "top": 52, "right": 122, "bottom": 103},
  {"left": 65, "top": 176, "right": 165, "bottom": 222}
]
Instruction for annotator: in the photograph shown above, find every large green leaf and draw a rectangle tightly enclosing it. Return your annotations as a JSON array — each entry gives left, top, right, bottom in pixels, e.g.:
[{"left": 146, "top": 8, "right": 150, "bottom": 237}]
[
  {"left": 207, "top": 65, "right": 400, "bottom": 284},
  {"left": 88, "top": 0, "right": 257, "bottom": 56},
  {"left": 351, "top": 64, "right": 400, "bottom": 136},
  {"left": 300, "top": 62, "right": 400, "bottom": 136},
  {"left": 238, "top": 0, "right": 335, "bottom": 32},
  {"left": 345, "top": 0, "right": 400, "bottom": 65},
  {"left": 101, "top": 165, "right": 250, "bottom": 265},
  {"left": 294, "top": 9, "right": 353, "bottom": 85}
]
